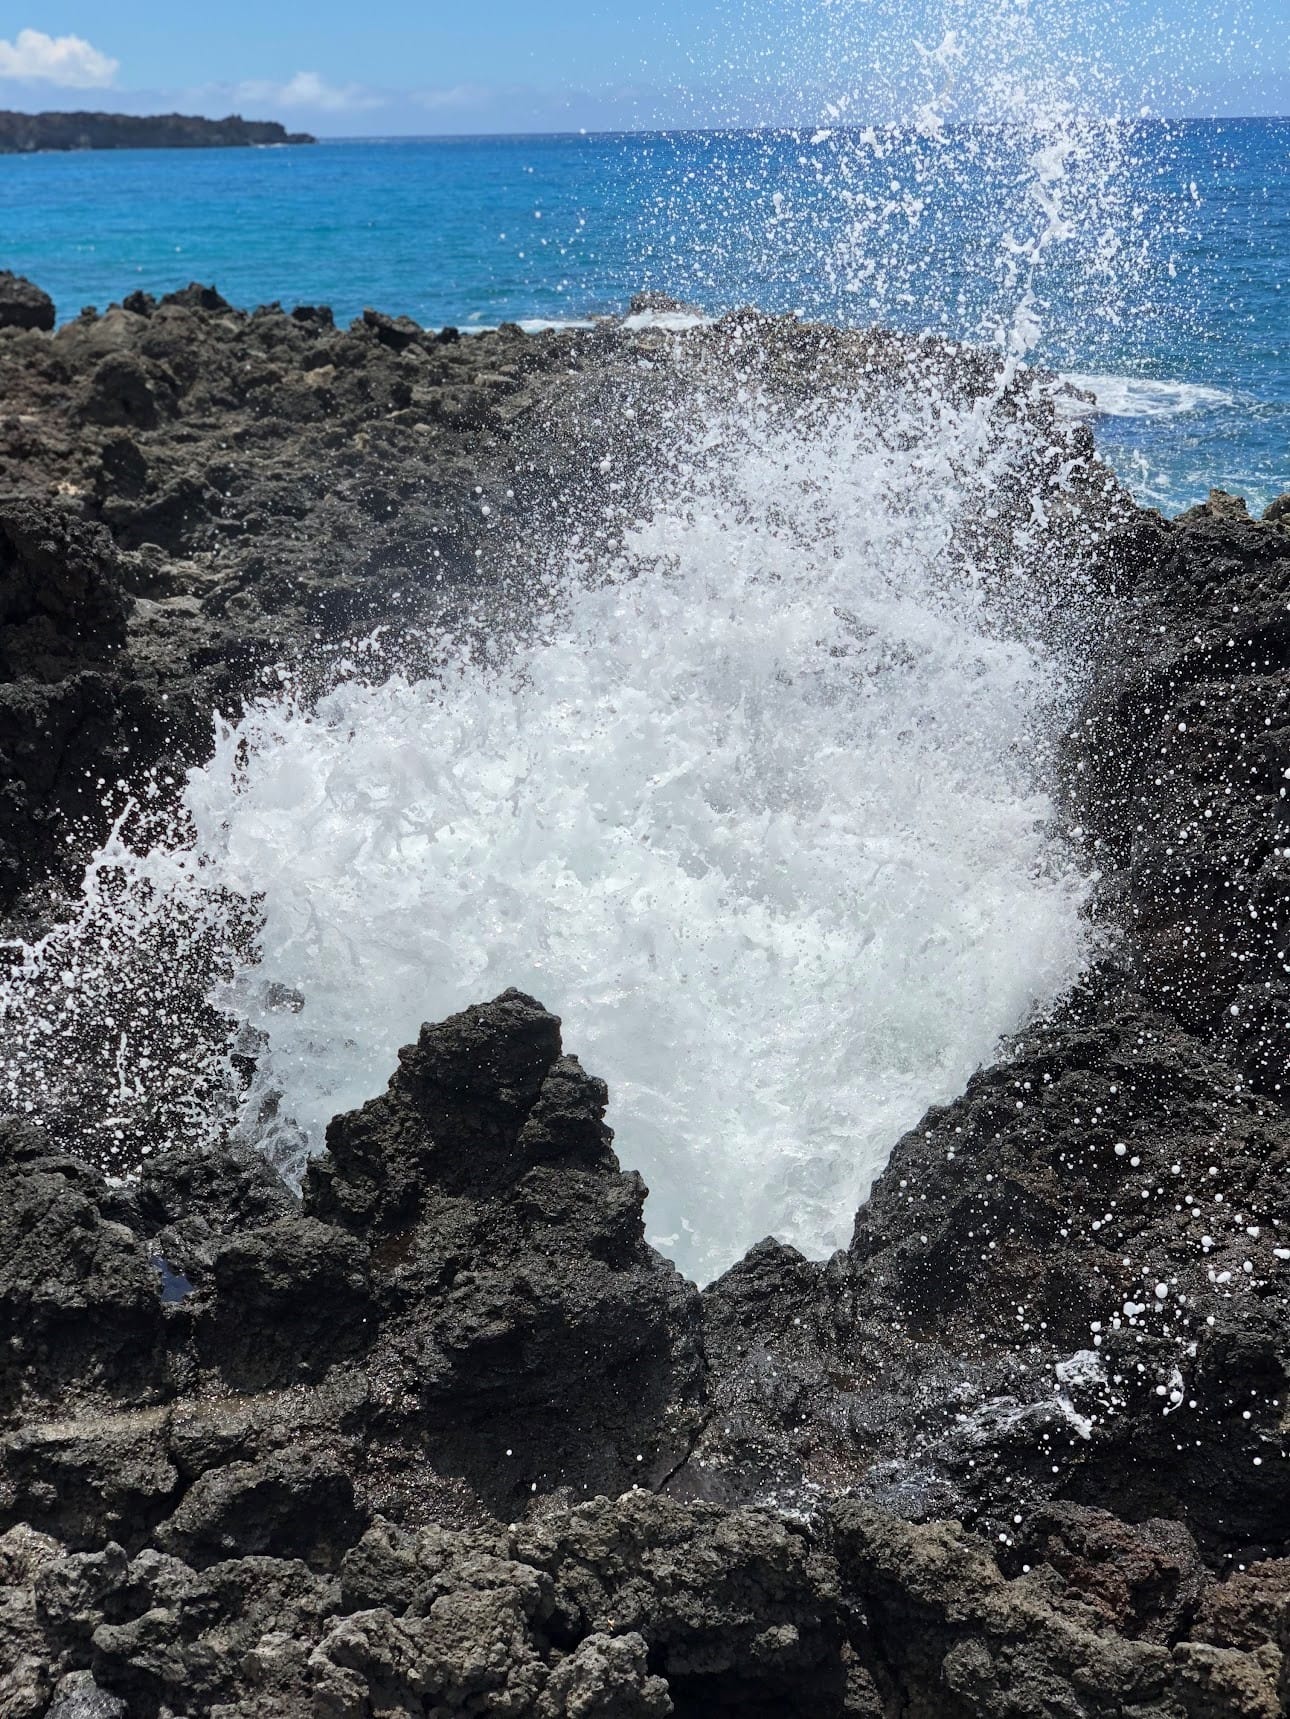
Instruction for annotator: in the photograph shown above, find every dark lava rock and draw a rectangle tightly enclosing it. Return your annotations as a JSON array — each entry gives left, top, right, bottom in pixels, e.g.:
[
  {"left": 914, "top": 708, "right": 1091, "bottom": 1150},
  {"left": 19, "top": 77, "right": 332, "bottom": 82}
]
[
  {"left": 43, "top": 1672, "right": 128, "bottom": 1719},
  {"left": 0, "top": 271, "right": 54, "bottom": 332},
  {"left": 85, "top": 1547, "right": 337, "bottom": 1713},
  {"left": 1070, "top": 502, "right": 1290, "bottom": 1098},
  {"left": 0, "top": 1120, "right": 164, "bottom": 1410},
  {"left": 152, "top": 1446, "right": 362, "bottom": 1570},
  {"left": 510, "top": 1492, "right": 850, "bottom": 1716},
  {"left": 0, "top": 497, "right": 125, "bottom": 680},
  {"left": 0, "top": 494, "right": 167, "bottom": 908},
  {"left": 0, "top": 988, "right": 1286, "bottom": 1713},
  {"left": 2, "top": 1494, "right": 1285, "bottom": 1716},
  {"left": 359, "top": 306, "right": 426, "bottom": 351},
  {"left": 1, "top": 283, "right": 1288, "bottom": 1715},
  {"left": 158, "top": 282, "right": 233, "bottom": 313},
  {"left": 205, "top": 1217, "right": 373, "bottom": 1388},
  {"left": 1011, "top": 1503, "right": 1207, "bottom": 1643},
  {"left": 681, "top": 997, "right": 1290, "bottom": 1565},
  {"left": 305, "top": 989, "right": 705, "bottom": 1507},
  {"left": 831, "top": 1503, "right": 1188, "bottom": 1719},
  {"left": 76, "top": 352, "right": 176, "bottom": 430},
  {"left": 0, "top": 992, "right": 705, "bottom": 1548},
  {"left": 135, "top": 1140, "right": 297, "bottom": 1243}
]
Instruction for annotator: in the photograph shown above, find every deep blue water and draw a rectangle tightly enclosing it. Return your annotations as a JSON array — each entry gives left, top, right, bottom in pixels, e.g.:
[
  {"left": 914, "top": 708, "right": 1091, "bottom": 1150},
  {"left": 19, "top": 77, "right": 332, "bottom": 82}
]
[{"left": 1, "top": 121, "right": 1286, "bottom": 513}]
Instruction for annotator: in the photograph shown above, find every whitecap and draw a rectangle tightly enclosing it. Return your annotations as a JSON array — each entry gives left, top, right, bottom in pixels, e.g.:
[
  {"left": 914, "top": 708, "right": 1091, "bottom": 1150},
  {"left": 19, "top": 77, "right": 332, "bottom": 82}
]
[{"left": 1057, "top": 372, "right": 1236, "bottom": 420}]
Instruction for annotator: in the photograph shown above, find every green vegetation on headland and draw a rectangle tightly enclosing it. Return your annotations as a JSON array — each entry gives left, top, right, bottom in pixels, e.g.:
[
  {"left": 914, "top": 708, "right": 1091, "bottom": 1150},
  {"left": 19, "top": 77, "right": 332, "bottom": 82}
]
[{"left": 0, "top": 110, "right": 315, "bottom": 153}]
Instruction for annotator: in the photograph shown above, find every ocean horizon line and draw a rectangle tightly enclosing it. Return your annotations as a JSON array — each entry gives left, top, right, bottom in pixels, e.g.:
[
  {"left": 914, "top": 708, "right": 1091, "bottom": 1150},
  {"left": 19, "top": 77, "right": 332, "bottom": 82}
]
[
  {"left": 3, "top": 113, "right": 1285, "bottom": 154},
  {"left": 306, "top": 114, "right": 1289, "bottom": 145}
]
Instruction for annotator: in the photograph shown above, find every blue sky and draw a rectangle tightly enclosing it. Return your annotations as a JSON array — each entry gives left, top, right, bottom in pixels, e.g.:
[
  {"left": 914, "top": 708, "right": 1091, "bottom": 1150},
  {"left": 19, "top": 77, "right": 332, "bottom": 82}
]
[{"left": 0, "top": 1, "right": 1285, "bottom": 133}]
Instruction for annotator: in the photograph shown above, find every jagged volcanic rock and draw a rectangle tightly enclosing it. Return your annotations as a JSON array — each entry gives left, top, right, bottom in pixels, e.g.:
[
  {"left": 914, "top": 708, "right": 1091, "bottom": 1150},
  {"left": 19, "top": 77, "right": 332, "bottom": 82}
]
[
  {"left": 303, "top": 990, "right": 704, "bottom": 1507},
  {"left": 0, "top": 282, "right": 1288, "bottom": 1714},
  {"left": 687, "top": 998, "right": 1290, "bottom": 1558},
  {"left": 0, "top": 273, "right": 54, "bottom": 334},
  {"left": 0, "top": 994, "right": 704, "bottom": 1544},
  {"left": 1, "top": 986, "right": 1287, "bottom": 1715},
  {"left": 1069, "top": 493, "right": 1290, "bottom": 1099}
]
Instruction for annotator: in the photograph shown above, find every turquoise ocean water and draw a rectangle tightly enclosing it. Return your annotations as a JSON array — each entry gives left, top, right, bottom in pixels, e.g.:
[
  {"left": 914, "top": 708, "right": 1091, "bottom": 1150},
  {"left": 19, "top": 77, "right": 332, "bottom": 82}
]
[{"left": 1, "top": 121, "right": 1286, "bottom": 513}]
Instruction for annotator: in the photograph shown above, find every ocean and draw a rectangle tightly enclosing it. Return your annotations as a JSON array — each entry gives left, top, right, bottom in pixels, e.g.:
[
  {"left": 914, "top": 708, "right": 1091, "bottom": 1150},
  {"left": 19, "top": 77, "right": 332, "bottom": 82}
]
[{"left": 1, "top": 119, "right": 1286, "bottom": 515}]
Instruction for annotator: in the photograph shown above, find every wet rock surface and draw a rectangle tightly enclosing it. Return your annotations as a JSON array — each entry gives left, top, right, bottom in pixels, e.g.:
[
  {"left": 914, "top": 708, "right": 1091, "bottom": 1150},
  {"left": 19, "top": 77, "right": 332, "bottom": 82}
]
[{"left": 0, "top": 282, "right": 1287, "bottom": 1713}]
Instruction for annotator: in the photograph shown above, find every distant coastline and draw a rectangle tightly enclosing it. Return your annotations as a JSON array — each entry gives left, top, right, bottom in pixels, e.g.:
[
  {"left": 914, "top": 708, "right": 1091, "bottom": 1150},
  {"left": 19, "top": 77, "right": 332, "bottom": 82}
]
[{"left": 0, "top": 110, "right": 315, "bottom": 153}]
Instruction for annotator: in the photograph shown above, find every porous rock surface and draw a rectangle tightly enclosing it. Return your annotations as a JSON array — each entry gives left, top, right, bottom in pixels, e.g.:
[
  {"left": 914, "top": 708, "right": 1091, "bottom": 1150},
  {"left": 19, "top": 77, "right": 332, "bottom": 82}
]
[
  {"left": 1, "top": 990, "right": 1286, "bottom": 1717},
  {"left": 0, "top": 274, "right": 55, "bottom": 335},
  {"left": 0, "top": 281, "right": 1288, "bottom": 1714}
]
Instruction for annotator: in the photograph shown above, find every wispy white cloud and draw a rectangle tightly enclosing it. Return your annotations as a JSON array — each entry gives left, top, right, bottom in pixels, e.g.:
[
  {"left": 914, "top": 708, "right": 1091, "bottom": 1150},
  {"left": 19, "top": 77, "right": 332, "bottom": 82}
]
[
  {"left": 409, "top": 81, "right": 657, "bottom": 128},
  {"left": 234, "top": 70, "right": 383, "bottom": 115},
  {"left": 414, "top": 84, "right": 496, "bottom": 114},
  {"left": 0, "top": 27, "right": 118, "bottom": 88}
]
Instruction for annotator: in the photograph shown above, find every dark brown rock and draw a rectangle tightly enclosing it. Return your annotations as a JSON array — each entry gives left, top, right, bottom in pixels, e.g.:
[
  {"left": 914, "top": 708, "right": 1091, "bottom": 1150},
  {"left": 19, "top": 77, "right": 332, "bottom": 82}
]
[
  {"left": 0, "top": 271, "right": 54, "bottom": 332},
  {"left": 1013, "top": 1504, "right": 1206, "bottom": 1643},
  {"left": 0, "top": 281, "right": 1286, "bottom": 1716},
  {"left": 0, "top": 497, "right": 125, "bottom": 680},
  {"left": 305, "top": 990, "right": 706, "bottom": 1510},
  {"left": 205, "top": 1217, "right": 373, "bottom": 1388},
  {"left": 152, "top": 1448, "right": 361, "bottom": 1570},
  {"left": 0, "top": 1120, "right": 164, "bottom": 1408}
]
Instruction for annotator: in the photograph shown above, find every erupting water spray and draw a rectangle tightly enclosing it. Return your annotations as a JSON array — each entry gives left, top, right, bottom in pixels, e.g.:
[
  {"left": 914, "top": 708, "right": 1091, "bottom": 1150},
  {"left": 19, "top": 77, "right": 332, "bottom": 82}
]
[
  {"left": 2, "top": 370, "right": 1107, "bottom": 1281},
  {"left": 0, "top": 0, "right": 1174, "bottom": 1282}
]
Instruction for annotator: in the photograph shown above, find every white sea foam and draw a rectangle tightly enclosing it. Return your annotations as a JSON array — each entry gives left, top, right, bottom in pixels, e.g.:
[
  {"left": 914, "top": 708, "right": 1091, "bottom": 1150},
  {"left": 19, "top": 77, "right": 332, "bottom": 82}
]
[
  {"left": 1058, "top": 373, "right": 1236, "bottom": 420},
  {"left": 198, "top": 390, "right": 1100, "bottom": 1284},
  {"left": 621, "top": 310, "right": 712, "bottom": 332},
  {"left": 1, "top": 380, "right": 1101, "bottom": 1284},
  {"left": 441, "top": 319, "right": 598, "bottom": 335},
  {"left": 0, "top": 0, "right": 1151, "bottom": 1285},
  {"left": 514, "top": 317, "right": 598, "bottom": 333}
]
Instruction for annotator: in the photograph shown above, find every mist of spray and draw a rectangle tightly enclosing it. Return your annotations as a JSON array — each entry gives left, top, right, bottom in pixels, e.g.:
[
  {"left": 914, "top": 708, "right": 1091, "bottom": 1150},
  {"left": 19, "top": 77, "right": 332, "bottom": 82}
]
[
  {"left": 0, "top": 0, "right": 1158, "bottom": 1282},
  {"left": 630, "top": 0, "right": 1198, "bottom": 377},
  {"left": 3, "top": 369, "right": 1105, "bottom": 1282}
]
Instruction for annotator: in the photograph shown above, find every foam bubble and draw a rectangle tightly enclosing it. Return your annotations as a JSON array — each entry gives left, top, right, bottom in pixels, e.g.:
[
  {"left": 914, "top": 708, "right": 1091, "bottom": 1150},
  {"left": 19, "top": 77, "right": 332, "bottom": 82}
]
[{"left": 620, "top": 310, "right": 712, "bottom": 332}]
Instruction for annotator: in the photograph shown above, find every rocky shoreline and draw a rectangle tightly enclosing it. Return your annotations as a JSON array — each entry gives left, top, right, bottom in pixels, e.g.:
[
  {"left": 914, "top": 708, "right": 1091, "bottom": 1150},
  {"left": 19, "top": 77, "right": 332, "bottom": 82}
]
[{"left": 0, "top": 275, "right": 1288, "bottom": 1716}]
